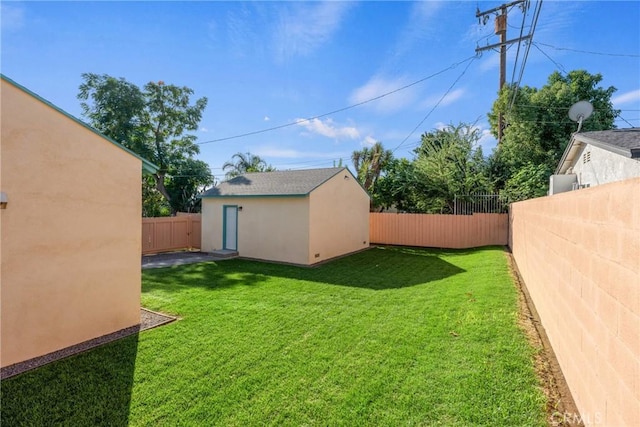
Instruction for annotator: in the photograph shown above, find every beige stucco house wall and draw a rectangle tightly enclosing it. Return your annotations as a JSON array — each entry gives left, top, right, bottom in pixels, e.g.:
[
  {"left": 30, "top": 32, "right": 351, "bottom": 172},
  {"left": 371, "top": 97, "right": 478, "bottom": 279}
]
[
  {"left": 200, "top": 168, "right": 369, "bottom": 265},
  {"left": 202, "top": 197, "right": 310, "bottom": 265},
  {"left": 0, "top": 75, "right": 156, "bottom": 368},
  {"left": 307, "top": 171, "right": 370, "bottom": 264}
]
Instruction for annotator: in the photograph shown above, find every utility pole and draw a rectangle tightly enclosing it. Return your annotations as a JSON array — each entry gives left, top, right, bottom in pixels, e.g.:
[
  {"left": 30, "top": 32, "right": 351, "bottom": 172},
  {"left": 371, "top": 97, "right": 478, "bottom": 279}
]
[{"left": 476, "top": 0, "right": 530, "bottom": 144}]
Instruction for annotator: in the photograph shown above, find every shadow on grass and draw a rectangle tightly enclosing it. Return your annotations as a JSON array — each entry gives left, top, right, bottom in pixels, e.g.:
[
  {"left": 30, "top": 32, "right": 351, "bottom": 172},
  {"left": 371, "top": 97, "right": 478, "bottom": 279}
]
[
  {"left": 142, "top": 246, "right": 466, "bottom": 293},
  {"left": 0, "top": 334, "right": 138, "bottom": 426}
]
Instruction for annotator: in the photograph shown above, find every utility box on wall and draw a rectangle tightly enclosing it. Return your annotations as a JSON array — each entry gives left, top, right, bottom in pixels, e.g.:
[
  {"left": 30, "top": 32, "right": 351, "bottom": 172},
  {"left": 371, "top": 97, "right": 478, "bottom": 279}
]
[{"left": 548, "top": 174, "right": 577, "bottom": 195}]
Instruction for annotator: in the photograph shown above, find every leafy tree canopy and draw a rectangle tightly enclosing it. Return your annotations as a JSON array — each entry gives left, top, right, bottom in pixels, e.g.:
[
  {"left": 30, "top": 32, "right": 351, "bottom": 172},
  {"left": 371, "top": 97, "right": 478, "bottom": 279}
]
[
  {"left": 375, "top": 123, "right": 491, "bottom": 214},
  {"left": 412, "top": 123, "right": 491, "bottom": 213},
  {"left": 78, "top": 73, "right": 211, "bottom": 215},
  {"left": 488, "top": 70, "right": 618, "bottom": 199}
]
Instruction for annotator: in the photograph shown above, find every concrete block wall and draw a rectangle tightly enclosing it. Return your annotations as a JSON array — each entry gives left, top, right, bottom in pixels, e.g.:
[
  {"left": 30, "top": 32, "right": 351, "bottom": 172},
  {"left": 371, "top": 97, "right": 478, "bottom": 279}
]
[{"left": 510, "top": 177, "right": 640, "bottom": 426}]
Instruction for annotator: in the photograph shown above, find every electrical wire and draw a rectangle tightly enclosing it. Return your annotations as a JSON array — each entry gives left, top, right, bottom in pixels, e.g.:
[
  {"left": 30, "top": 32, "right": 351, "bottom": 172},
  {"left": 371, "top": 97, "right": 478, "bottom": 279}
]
[
  {"left": 507, "top": 0, "right": 543, "bottom": 113},
  {"left": 536, "top": 42, "right": 640, "bottom": 58},
  {"left": 195, "top": 55, "right": 479, "bottom": 146},
  {"left": 509, "top": 0, "right": 530, "bottom": 88},
  {"left": 391, "top": 55, "right": 478, "bottom": 153},
  {"left": 532, "top": 42, "right": 567, "bottom": 74},
  {"left": 616, "top": 116, "right": 636, "bottom": 127}
]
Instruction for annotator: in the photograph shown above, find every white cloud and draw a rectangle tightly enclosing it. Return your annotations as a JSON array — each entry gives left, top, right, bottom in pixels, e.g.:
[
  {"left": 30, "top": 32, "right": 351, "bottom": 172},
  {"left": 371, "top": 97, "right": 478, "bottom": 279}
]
[
  {"left": 421, "top": 88, "right": 466, "bottom": 109},
  {"left": 264, "top": 116, "right": 271, "bottom": 121},
  {"left": 477, "top": 128, "right": 497, "bottom": 154},
  {"left": 199, "top": 127, "right": 209, "bottom": 133},
  {"left": 273, "top": 2, "right": 353, "bottom": 62},
  {"left": 1, "top": 4, "right": 25, "bottom": 32},
  {"left": 349, "top": 75, "right": 418, "bottom": 114},
  {"left": 612, "top": 89, "right": 640, "bottom": 106},
  {"left": 296, "top": 118, "right": 360, "bottom": 140},
  {"left": 362, "top": 136, "right": 377, "bottom": 146}
]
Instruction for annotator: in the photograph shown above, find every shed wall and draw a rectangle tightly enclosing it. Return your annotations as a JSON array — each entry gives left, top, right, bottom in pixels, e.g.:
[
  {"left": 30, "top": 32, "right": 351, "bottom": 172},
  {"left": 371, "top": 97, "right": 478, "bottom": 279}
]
[
  {"left": 201, "top": 197, "right": 310, "bottom": 265},
  {"left": 308, "top": 171, "right": 370, "bottom": 264},
  {"left": 0, "top": 80, "right": 142, "bottom": 367}
]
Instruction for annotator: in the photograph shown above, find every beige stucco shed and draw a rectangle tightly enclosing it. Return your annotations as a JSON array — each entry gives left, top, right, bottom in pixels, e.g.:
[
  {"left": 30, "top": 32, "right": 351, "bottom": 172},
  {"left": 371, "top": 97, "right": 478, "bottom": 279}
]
[
  {"left": 200, "top": 168, "right": 370, "bottom": 265},
  {"left": 0, "top": 75, "right": 157, "bottom": 369}
]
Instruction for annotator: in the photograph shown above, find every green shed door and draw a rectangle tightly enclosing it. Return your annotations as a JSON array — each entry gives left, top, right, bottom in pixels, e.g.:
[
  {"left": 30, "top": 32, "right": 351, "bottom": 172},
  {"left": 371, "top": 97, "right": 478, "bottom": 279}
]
[{"left": 223, "top": 205, "right": 238, "bottom": 251}]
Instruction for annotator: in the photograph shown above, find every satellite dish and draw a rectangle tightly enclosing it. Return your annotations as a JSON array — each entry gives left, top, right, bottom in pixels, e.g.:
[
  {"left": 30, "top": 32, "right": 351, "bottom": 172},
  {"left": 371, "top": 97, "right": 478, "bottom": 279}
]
[{"left": 568, "top": 101, "right": 594, "bottom": 132}]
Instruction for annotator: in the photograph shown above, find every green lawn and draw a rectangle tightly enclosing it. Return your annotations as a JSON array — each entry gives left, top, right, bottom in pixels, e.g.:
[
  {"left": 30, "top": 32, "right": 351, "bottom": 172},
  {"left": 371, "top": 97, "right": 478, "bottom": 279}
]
[{"left": 1, "top": 246, "right": 546, "bottom": 426}]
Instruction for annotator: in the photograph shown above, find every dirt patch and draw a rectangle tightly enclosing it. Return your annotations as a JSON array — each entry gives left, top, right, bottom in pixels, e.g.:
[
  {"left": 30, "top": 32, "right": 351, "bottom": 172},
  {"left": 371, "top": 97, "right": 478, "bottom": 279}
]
[
  {"left": 1, "top": 308, "right": 176, "bottom": 380},
  {"left": 507, "top": 252, "right": 584, "bottom": 427}
]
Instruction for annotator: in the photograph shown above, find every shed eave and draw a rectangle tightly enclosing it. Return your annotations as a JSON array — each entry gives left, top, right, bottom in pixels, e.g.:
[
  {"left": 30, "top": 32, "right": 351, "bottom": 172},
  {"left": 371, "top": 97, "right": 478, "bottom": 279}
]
[{"left": 199, "top": 193, "right": 309, "bottom": 199}]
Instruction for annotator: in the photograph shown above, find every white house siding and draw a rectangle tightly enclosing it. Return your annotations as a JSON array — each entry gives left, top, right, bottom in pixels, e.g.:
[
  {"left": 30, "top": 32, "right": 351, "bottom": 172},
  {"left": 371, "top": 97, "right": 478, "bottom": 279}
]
[
  {"left": 308, "top": 171, "right": 370, "bottom": 264},
  {"left": 572, "top": 143, "right": 640, "bottom": 188}
]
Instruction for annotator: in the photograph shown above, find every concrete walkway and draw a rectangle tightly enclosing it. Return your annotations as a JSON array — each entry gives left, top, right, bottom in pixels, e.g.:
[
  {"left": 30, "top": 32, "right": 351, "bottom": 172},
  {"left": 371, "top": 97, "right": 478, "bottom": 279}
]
[{"left": 142, "top": 251, "right": 233, "bottom": 269}]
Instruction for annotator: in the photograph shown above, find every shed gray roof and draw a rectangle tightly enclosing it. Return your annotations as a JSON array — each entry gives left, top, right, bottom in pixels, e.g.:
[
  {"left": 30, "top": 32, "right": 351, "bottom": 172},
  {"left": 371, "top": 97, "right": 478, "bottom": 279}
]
[
  {"left": 200, "top": 167, "right": 356, "bottom": 197},
  {"left": 556, "top": 128, "right": 640, "bottom": 174}
]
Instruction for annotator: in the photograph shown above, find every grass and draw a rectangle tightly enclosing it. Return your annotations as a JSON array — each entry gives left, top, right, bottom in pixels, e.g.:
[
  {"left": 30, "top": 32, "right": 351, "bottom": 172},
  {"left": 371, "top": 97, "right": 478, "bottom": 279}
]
[{"left": 1, "top": 246, "right": 546, "bottom": 426}]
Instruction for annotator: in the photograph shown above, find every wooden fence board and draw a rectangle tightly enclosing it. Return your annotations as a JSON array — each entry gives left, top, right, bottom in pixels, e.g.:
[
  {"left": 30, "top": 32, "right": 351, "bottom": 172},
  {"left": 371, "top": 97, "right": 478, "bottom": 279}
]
[
  {"left": 369, "top": 213, "right": 508, "bottom": 248},
  {"left": 142, "top": 214, "right": 201, "bottom": 254}
]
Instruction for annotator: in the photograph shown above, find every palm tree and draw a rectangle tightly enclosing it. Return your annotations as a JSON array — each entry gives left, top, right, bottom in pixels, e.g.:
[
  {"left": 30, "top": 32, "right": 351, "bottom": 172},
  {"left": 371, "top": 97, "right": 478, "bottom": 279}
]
[
  {"left": 351, "top": 141, "right": 393, "bottom": 193},
  {"left": 222, "top": 152, "right": 276, "bottom": 179}
]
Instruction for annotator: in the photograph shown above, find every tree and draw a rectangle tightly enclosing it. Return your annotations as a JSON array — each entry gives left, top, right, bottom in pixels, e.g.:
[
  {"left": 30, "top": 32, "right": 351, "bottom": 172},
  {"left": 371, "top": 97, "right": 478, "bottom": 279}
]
[
  {"left": 222, "top": 152, "right": 276, "bottom": 179},
  {"left": 488, "top": 70, "right": 619, "bottom": 199},
  {"left": 142, "top": 176, "right": 171, "bottom": 217},
  {"left": 500, "top": 163, "right": 551, "bottom": 205},
  {"left": 78, "top": 73, "right": 210, "bottom": 214},
  {"left": 166, "top": 158, "right": 215, "bottom": 213},
  {"left": 375, "top": 158, "right": 422, "bottom": 212},
  {"left": 351, "top": 142, "right": 393, "bottom": 193},
  {"left": 412, "top": 124, "right": 491, "bottom": 213}
]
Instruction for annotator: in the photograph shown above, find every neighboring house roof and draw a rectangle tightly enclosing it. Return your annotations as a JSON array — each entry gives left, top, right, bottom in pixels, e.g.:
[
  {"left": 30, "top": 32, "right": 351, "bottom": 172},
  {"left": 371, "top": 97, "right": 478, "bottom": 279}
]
[
  {"left": 556, "top": 128, "right": 640, "bottom": 174},
  {"left": 1, "top": 74, "right": 159, "bottom": 175},
  {"left": 200, "top": 167, "right": 365, "bottom": 198}
]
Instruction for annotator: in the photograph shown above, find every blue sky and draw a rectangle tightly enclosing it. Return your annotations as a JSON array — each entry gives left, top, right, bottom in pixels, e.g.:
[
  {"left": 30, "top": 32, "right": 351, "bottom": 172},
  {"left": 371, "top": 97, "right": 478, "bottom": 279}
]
[{"left": 2, "top": 1, "right": 639, "bottom": 181}]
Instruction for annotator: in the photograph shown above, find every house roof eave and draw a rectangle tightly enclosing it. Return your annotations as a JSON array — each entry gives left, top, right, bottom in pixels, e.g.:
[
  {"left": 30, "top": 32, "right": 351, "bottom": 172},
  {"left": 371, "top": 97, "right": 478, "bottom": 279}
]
[{"left": 1, "top": 73, "right": 160, "bottom": 175}]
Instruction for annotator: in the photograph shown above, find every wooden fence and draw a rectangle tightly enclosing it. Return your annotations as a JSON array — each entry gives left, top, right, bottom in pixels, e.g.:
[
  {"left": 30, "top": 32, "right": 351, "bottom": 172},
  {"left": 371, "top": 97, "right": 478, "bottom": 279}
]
[
  {"left": 369, "top": 212, "right": 508, "bottom": 249},
  {"left": 142, "top": 214, "right": 201, "bottom": 255},
  {"left": 142, "top": 212, "right": 508, "bottom": 255}
]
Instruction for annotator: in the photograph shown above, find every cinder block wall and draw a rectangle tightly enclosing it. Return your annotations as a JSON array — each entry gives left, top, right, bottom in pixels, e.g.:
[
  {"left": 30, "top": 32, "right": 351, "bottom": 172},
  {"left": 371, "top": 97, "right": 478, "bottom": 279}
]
[{"left": 510, "top": 178, "right": 640, "bottom": 426}]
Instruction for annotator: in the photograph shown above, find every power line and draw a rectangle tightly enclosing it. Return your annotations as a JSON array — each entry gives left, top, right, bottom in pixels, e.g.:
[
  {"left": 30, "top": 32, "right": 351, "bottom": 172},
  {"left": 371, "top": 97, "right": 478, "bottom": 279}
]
[
  {"left": 508, "top": 0, "right": 529, "bottom": 88},
  {"left": 392, "top": 56, "right": 478, "bottom": 153},
  {"left": 195, "top": 55, "right": 479, "bottom": 146},
  {"left": 508, "top": 0, "right": 542, "bottom": 112},
  {"left": 532, "top": 42, "right": 567, "bottom": 74},
  {"left": 475, "top": 0, "right": 533, "bottom": 143},
  {"left": 536, "top": 42, "right": 640, "bottom": 58},
  {"left": 616, "top": 116, "right": 636, "bottom": 127}
]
